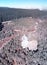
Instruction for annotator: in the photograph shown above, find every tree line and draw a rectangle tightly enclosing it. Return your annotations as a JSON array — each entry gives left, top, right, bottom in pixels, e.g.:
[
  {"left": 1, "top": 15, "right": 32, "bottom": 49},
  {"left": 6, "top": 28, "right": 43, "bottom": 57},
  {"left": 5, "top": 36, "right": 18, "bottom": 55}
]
[{"left": 0, "top": 7, "right": 47, "bottom": 23}]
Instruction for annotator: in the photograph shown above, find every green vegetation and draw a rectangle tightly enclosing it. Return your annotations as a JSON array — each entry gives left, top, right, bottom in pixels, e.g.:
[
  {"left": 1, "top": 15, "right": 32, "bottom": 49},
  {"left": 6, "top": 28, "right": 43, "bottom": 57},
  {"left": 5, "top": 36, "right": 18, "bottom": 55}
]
[{"left": 0, "top": 7, "right": 47, "bottom": 22}]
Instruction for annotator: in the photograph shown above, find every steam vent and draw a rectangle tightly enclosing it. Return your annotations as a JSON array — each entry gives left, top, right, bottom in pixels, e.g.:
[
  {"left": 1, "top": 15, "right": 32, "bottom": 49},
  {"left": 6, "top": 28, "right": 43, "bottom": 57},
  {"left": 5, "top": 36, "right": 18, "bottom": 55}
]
[{"left": 0, "top": 17, "right": 47, "bottom": 65}]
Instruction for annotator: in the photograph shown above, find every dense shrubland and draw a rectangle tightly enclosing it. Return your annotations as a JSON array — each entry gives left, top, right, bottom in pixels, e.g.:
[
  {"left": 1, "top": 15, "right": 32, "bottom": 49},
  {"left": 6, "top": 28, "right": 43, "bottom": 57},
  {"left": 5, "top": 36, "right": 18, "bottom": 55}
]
[{"left": 0, "top": 7, "right": 47, "bottom": 22}]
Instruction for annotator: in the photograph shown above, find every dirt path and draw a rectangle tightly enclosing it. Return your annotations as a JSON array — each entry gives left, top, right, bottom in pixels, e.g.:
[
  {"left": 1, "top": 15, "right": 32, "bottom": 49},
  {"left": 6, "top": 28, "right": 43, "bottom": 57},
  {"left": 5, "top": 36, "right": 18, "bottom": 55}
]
[{"left": 0, "top": 34, "right": 16, "bottom": 49}]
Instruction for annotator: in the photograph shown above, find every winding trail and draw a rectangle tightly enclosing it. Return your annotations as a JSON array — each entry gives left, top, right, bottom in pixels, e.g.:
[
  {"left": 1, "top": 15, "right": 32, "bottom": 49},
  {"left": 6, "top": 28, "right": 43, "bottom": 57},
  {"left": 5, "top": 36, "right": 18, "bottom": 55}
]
[{"left": 0, "top": 34, "right": 16, "bottom": 49}]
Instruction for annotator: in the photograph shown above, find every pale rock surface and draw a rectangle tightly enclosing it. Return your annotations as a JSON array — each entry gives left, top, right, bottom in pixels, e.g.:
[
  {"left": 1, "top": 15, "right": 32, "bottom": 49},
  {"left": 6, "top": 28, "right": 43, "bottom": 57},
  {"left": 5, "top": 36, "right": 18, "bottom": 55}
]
[{"left": 21, "top": 34, "right": 38, "bottom": 51}]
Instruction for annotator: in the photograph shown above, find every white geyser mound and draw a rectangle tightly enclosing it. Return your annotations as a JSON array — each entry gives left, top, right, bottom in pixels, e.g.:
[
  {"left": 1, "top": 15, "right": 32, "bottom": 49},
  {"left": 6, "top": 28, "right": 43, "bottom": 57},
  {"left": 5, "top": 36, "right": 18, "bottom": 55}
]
[
  {"left": 27, "top": 40, "right": 38, "bottom": 51},
  {"left": 21, "top": 34, "right": 28, "bottom": 48},
  {"left": 21, "top": 34, "right": 38, "bottom": 51}
]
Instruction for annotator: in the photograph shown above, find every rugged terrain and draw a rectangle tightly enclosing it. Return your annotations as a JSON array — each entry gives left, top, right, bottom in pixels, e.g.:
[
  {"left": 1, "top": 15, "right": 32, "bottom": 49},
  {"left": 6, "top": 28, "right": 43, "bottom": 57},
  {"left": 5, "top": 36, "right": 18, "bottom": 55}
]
[
  {"left": 0, "top": 17, "right": 47, "bottom": 65},
  {"left": 0, "top": 7, "right": 47, "bottom": 23}
]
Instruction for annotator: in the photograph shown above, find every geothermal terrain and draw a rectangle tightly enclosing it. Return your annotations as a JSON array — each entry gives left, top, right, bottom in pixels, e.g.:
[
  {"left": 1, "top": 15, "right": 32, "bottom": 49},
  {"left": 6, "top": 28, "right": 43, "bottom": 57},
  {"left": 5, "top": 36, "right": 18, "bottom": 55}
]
[{"left": 0, "top": 17, "right": 47, "bottom": 65}]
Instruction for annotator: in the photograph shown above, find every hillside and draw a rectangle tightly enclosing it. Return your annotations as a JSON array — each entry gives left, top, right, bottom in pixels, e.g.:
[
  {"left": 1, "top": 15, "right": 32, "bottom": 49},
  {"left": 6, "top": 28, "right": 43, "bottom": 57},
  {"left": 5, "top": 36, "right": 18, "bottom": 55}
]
[
  {"left": 0, "top": 17, "right": 47, "bottom": 65},
  {"left": 0, "top": 7, "right": 47, "bottom": 22}
]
